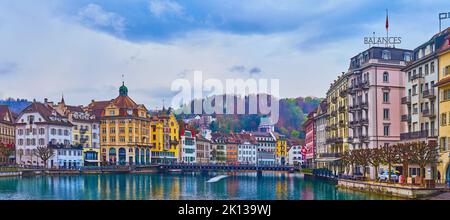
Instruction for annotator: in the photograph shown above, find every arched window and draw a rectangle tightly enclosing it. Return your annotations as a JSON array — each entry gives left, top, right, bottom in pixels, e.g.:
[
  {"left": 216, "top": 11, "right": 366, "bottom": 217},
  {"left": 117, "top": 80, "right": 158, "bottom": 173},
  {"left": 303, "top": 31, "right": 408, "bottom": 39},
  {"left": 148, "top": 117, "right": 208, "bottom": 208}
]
[{"left": 383, "top": 72, "right": 389, "bottom": 82}]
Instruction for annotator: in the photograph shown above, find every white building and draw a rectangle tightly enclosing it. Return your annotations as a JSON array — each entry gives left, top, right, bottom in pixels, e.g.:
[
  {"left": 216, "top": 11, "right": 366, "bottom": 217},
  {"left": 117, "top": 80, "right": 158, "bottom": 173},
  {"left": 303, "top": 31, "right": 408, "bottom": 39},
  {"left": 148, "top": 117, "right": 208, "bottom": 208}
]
[
  {"left": 15, "top": 101, "right": 73, "bottom": 167},
  {"left": 48, "top": 144, "right": 83, "bottom": 168},
  {"left": 236, "top": 133, "right": 257, "bottom": 165},
  {"left": 181, "top": 129, "right": 196, "bottom": 163},
  {"left": 288, "top": 145, "right": 303, "bottom": 166},
  {"left": 251, "top": 132, "right": 276, "bottom": 165}
]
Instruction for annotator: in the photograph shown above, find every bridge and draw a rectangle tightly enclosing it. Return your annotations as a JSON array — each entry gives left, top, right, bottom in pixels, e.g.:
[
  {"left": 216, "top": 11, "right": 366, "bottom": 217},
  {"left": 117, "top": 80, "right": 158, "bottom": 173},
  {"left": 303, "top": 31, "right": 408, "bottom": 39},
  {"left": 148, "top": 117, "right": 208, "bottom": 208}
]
[{"left": 156, "top": 164, "right": 297, "bottom": 172}]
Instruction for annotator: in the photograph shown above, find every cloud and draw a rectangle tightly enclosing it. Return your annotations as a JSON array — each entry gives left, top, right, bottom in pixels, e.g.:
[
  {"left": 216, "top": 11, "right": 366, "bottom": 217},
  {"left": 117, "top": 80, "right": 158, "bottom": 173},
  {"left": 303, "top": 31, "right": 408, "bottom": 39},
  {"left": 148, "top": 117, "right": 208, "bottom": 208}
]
[
  {"left": 77, "top": 4, "right": 125, "bottom": 35},
  {"left": 229, "top": 65, "right": 246, "bottom": 73},
  {"left": 249, "top": 67, "right": 262, "bottom": 75},
  {"left": 0, "top": 62, "right": 17, "bottom": 75},
  {"left": 148, "top": 0, "right": 184, "bottom": 18}
]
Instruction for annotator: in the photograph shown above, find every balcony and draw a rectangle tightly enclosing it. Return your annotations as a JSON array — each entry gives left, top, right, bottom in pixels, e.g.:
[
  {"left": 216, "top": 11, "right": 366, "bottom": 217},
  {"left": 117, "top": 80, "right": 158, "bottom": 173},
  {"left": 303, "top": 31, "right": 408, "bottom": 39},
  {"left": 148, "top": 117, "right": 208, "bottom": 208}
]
[
  {"left": 361, "top": 80, "right": 370, "bottom": 90},
  {"left": 360, "top": 102, "right": 368, "bottom": 109},
  {"left": 339, "top": 106, "right": 346, "bottom": 113},
  {"left": 411, "top": 73, "right": 423, "bottom": 80},
  {"left": 340, "top": 90, "right": 347, "bottom": 98},
  {"left": 401, "top": 115, "right": 412, "bottom": 123},
  {"left": 401, "top": 96, "right": 411, "bottom": 105},
  {"left": 422, "top": 109, "right": 436, "bottom": 118},
  {"left": 361, "top": 135, "right": 369, "bottom": 143},
  {"left": 331, "top": 97, "right": 338, "bottom": 104},
  {"left": 359, "top": 118, "right": 369, "bottom": 126},
  {"left": 339, "top": 120, "right": 345, "bottom": 127},
  {"left": 319, "top": 153, "right": 343, "bottom": 158},
  {"left": 349, "top": 104, "right": 359, "bottom": 112},
  {"left": 326, "top": 137, "right": 343, "bottom": 145},
  {"left": 400, "top": 130, "right": 430, "bottom": 140},
  {"left": 422, "top": 90, "right": 436, "bottom": 99},
  {"left": 80, "top": 128, "right": 88, "bottom": 134}
]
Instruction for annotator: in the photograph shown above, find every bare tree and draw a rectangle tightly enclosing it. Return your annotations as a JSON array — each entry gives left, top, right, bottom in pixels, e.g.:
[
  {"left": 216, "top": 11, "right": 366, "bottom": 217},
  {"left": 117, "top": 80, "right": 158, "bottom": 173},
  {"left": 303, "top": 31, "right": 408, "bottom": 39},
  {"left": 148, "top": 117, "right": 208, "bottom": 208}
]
[
  {"left": 342, "top": 151, "right": 356, "bottom": 175},
  {"left": 410, "top": 141, "right": 439, "bottom": 186},
  {"left": 380, "top": 144, "right": 399, "bottom": 182},
  {"left": 354, "top": 149, "right": 371, "bottom": 179},
  {"left": 34, "top": 146, "right": 55, "bottom": 169},
  {"left": 368, "top": 148, "right": 383, "bottom": 181},
  {"left": 396, "top": 143, "right": 413, "bottom": 182},
  {"left": 0, "top": 143, "right": 14, "bottom": 165}
]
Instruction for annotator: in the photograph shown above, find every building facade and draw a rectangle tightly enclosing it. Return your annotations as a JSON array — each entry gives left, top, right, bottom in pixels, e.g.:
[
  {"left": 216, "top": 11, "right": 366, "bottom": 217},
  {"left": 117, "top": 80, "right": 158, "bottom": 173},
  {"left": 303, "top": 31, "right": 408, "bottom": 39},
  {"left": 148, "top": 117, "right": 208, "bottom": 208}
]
[
  {"left": 287, "top": 145, "right": 303, "bottom": 166},
  {"left": 88, "top": 83, "right": 152, "bottom": 165},
  {"left": 196, "top": 135, "right": 211, "bottom": 164},
  {"left": 150, "top": 109, "right": 180, "bottom": 164},
  {"left": 0, "top": 105, "right": 15, "bottom": 164},
  {"left": 435, "top": 29, "right": 450, "bottom": 183},
  {"left": 236, "top": 133, "right": 257, "bottom": 165},
  {"left": 180, "top": 128, "right": 196, "bottom": 163},
  {"left": 313, "top": 100, "right": 328, "bottom": 169},
  {"left": 15, "top": 102, "right": 73, "bottom": 166},
  {"left": 275, "top": 133, "right": 287, "bottom": 165},
  {"left": 347, "top": 47, "right": 412, "bottom": 178},
  {"left": 211, "top": 133, "right": 227, "bottom": 164},
  {"left": 226, "top": 134, "right": 238, "bottom": 164},
  {"left": 325, "top": 72, "right": 349, "bottom": 174},
  {"left": 51, "top": 98, "right": 101, "bottom": 166},
  {"left": 48, "top": 143, "right": 83, "bottom": 168},
  {"left": 252, "top": 132, "right": 276, "bottom": 165}
]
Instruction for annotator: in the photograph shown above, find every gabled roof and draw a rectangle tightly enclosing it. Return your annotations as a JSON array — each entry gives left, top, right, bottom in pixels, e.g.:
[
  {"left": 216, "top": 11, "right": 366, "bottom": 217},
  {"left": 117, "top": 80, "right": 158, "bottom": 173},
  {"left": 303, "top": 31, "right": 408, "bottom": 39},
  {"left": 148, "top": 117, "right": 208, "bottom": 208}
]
[
  {"left": 0, "top": 105, "right": 14, "bottom": 125},
  {"left": 17, "top": 102, "right": 72, "bottom": 126}
]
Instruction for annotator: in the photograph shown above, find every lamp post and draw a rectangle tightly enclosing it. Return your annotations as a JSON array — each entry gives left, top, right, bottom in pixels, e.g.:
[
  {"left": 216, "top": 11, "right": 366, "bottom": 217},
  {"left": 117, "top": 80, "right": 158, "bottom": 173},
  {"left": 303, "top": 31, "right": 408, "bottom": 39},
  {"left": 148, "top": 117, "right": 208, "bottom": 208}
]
[{"left": 439, "top": 12, "right": 450, "bottom": 32}]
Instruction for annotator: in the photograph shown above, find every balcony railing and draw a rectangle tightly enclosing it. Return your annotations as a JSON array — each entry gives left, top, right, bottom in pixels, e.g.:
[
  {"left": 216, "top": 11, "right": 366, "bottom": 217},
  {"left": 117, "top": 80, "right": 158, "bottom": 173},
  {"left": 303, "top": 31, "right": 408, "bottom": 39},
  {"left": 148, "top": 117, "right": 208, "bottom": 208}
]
[
  {"left": 400, "top": 130, "right": 430, "bottom": 140},
  {"left": 360, "top": 102, "right": 368, "bottom": 109},
  {"left": 422, "top": 90, "right": 436, "bottom": 99},
  {"left": 401, "top": 115, "right": 412, "bottom": 123},
  {"left": 361, "top": 80, "right": 370, "bottom": 90},
  {"left": 319, "top": 153, "right": 343, "bottom": 158},
  {"left": 401, "top": 96, "right": 411, "bottom": 105},
  {"left": 360, "top": 118, "right": 369, "bottom": 126},
  {"left": 326, "top": 137, "right": 343, "bottom": 144},
  {"left": 422, "top": 109, "right": 436, "bottom": 118},
  {"left": 331, "top": 97, "right": 338, "bottom": 104},
  {"left": 339, "top": 106, "right": 346, "bottom": 113},
  {"left": 340, "top": 90, "right": 347, "bottom": 98},
  {"left": 411, "top": 73, "right": 423, "bottom": 80}
]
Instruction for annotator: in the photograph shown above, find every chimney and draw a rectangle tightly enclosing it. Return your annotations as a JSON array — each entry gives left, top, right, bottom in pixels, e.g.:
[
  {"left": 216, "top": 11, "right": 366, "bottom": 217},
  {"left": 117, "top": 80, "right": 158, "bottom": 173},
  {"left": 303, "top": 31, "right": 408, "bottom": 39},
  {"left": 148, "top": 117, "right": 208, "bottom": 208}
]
[{"left": 44, "top": 98, "right": 48, "bottom": 103}]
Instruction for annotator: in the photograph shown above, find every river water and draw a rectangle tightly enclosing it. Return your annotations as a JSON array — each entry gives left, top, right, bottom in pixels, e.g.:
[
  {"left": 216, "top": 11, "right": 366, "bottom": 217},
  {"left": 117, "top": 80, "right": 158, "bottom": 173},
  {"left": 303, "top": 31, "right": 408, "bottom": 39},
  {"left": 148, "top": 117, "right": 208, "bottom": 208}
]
[{"left": 0, "top": 172, "right": 398, "bottom": 200}]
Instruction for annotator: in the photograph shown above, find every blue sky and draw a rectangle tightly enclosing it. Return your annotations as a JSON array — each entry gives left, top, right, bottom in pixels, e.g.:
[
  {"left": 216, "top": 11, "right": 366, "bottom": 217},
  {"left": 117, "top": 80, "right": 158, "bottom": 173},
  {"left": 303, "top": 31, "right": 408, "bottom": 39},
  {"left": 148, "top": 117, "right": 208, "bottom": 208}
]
[{"left": 1, "top": 0, "right": 450, "bottom": 108}]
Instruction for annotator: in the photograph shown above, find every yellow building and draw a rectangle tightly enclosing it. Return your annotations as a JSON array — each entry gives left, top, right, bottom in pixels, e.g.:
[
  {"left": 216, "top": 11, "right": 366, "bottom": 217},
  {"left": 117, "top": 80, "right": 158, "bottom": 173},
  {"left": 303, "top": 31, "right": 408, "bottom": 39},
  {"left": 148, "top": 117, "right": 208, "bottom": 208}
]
[
  {"left": 436, "top": 33, "right": 450, "bottom": 183},
  {"left": 88, "top": 82, "right": 152, "bottom": 165},
  {"left": 325, "top": 72, "right": 349, "bottom": 174},
  {"left": 149, "top": 108, "right": 180, "bottom": 164},
  {"left": 275, "top": 133, "right": 287, "bottom": 165}
]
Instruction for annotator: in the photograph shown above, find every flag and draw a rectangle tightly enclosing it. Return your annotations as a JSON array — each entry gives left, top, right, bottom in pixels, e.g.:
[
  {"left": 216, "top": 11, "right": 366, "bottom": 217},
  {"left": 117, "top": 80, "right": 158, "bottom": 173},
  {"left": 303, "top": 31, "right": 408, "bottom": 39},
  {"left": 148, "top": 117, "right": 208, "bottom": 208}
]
[{"left": 385, "top": 9, "right": 389, "bottom": 30}]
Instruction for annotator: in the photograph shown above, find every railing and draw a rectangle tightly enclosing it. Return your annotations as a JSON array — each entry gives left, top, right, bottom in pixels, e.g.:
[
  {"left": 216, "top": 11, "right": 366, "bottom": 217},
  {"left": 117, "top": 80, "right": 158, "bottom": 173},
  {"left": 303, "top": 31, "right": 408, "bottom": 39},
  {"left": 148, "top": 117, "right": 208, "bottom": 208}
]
[
  {"left": 401, "top": 115, "right": 412, "bottom": 122},
  {"left": 422, "top": 90, "right": 436, "bottom": 99},
  {"left": 411, "top": 73, "right": 423, "bottom": 80},
  {"left": 401, "top": 96, "right": 411, "bottom": 105},
  {"left": 319, "top": 153, "right": 343, "bottom": 158},
  {"left": 360, "top": 102, "right": 368, "bottom": 109},
  {"left": 422, "top": 109, "right": 436, "bottom": 118},
  {"left": 400, "top": 130, "right": 430, "bottom": 140},
  {"left": 360, "top": 118, "right": 369, "bottom": 126}
]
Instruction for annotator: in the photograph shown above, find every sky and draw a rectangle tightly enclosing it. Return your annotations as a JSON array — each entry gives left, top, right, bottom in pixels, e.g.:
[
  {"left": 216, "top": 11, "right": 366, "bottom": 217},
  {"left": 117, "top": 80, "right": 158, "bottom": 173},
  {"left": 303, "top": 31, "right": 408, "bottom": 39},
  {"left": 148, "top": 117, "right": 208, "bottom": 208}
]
[{"left": 0, "top": 0, "right": 450, "bottom": 109}]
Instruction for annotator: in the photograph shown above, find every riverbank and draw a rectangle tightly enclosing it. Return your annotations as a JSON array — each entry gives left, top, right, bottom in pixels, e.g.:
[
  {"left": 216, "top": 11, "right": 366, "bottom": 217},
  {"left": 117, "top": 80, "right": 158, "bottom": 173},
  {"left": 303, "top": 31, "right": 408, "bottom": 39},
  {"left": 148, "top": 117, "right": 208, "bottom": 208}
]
[{"left": 337, "top": 179, "right": 440, "bottom": 199}]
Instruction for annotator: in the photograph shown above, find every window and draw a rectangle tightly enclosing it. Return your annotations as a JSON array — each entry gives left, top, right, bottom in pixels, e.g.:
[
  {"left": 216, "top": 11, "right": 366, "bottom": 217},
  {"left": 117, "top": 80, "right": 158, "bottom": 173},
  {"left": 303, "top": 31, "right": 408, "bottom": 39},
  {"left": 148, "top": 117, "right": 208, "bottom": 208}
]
[
  {"left": 51, "top": 129, "right": 56, "bottom": 135},
  {"left": 382, "top": 50, "right": 391, "bottom": 60},
  {"left": 383, "top": 125, "right": 390, "bottom": 136},
  {"left": 383, "top": 109, "right": 390, "bottom": 120},
  {"left": 383, "top": 72, "right": 389, "bottom": 82},
  {"left": 442, "top": 113, "right": 447, "bottom": 126},
  {"left": 425, "top": 64, "right": 429, "bottom": 75},
  {"left": 443, "top": 89, "right": 450, "bottom": 101},
  {"left": 431, "top": 62, "right": 435, "bottom": 73},
  {"left": 39, "top": 128, "right": 45, "bottom": 135},
  {"left": 404, "top": 52, "right": 412, "bottom": 62},
  {"left": 445, "top": 65, "right": 450, "bottom": 77},
  {"left": 383, "top": 92, "right": 390, "bottom": 103}
]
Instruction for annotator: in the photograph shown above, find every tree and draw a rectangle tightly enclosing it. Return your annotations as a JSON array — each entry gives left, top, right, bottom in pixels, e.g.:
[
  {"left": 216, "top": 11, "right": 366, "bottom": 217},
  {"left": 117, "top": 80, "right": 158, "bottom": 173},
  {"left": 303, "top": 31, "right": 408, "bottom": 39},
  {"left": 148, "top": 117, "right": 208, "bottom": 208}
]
[
  {"left": 0, "top": 143, "right": 14, "bottom": 164},
  {"left": 410, "top": 141, "right": 439, "bottom": 186},
  {"left": 341, "top": 151, "right": 356, "bottom": 175},
  {"left": 34, "top": 146, "right": 55, "bottom": 169},
  {"left": 290, "top": 130, "right": 300, "bottom": 138},
  {"left": 353, "top": 149, "right": 371, "bottom": 178},
  {"left": 210, "top": 121, "right": 219, "bottom": 133},
  {"left": 396, "top": 143, "right": 413, "bottom": 181},
  {"left": 379, "top": 144, "right": 399, "bottom": 182},
  {"left": 368, "top": 148, "right": 383, "bottom": 181}
]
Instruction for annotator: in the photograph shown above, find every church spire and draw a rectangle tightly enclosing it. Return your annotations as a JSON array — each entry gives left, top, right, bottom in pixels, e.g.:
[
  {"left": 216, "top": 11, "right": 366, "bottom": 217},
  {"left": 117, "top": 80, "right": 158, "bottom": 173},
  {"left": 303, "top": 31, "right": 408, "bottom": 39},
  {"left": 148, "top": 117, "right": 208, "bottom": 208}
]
[
  {"left": 61, "top": 92, "right": 65, "bottom": 104},
  {"left": 119, "top": 75, "right": 128, "bottom": 96}
]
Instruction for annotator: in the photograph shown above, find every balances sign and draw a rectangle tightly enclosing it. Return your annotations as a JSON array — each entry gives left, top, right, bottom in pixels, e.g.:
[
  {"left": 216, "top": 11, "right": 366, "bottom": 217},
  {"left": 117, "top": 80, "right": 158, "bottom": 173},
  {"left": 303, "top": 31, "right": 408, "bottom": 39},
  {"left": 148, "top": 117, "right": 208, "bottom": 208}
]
[{"left": 364, "top": 36, "right": 402, "bottom": 46}]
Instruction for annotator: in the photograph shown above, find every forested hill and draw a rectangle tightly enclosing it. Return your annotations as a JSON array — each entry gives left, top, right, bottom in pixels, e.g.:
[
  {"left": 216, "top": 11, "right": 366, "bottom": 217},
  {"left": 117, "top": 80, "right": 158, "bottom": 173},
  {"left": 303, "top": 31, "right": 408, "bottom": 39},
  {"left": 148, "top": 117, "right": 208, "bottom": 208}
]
[{"left": 177, "top": 95, "right": 322, "bottom": 139}]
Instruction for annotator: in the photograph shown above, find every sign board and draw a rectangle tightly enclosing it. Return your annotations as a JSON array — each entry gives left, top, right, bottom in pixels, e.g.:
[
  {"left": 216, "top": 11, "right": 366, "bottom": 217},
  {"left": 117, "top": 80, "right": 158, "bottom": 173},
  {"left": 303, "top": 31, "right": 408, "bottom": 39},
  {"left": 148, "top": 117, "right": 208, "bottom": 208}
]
[{"left": 364, "top": 36, "right": 402, "bottom": 46}]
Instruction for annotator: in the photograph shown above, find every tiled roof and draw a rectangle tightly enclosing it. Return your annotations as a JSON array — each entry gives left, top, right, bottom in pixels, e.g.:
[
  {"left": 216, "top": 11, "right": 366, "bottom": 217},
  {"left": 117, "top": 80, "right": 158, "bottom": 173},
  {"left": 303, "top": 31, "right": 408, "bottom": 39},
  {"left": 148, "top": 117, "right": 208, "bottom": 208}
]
[
  {"left": 18, "top": 102, "right": 72, "bottom": 126},
  {"left": 0, "top": 105, "right": 14, "bottom": 125}
]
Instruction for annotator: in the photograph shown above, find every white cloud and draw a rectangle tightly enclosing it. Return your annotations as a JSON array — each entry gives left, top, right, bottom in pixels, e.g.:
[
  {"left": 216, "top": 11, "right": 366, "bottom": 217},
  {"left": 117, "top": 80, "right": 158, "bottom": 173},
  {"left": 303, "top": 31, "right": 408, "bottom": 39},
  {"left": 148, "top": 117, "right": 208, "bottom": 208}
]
[
  {"left": 148, "top": 0, "right": 184, "bottom": 18},
  {"left": 77, "top": 4, "right": 125, "bottom": 34}
]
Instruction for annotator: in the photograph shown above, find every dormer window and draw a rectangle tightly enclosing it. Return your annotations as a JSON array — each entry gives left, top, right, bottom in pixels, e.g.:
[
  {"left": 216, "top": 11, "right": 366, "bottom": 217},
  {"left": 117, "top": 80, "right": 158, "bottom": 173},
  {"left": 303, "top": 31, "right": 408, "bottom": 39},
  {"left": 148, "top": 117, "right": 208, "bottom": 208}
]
[
  {"left": 404, "top": 52, "right": 412, "bottom": 62},
  {"left": 382, "top": 50, "right": 391, "bottom": 60},
  {"left": 27, "top": 115, "right": 35, "bottom": 124}
]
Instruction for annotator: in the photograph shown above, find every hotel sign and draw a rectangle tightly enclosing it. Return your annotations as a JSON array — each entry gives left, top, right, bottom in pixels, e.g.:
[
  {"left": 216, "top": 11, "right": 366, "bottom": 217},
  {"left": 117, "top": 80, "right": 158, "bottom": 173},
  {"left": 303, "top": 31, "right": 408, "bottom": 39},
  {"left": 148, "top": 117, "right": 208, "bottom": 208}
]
[{"left": 364, "top": 36, "right": 402, "bottom": 46}]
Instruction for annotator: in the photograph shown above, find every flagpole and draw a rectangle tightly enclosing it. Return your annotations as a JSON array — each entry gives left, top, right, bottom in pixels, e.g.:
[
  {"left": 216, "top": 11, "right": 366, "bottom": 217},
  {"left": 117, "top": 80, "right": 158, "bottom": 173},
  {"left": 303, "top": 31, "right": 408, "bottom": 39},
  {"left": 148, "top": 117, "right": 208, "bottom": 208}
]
[{"left": 386, "top": 9, "right": 389, "bottom": 48}]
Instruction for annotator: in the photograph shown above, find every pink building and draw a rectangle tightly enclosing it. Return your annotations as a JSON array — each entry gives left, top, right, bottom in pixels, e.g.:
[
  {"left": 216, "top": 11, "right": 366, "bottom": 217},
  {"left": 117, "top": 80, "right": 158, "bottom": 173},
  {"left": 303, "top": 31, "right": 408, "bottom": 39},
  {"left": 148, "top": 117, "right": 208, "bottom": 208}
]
[
  {"left": 347, "top": 47, "right": 412, "bottom": 176},
  {"left": 303, "top": 112, "right": 315, "bottom": 168}
]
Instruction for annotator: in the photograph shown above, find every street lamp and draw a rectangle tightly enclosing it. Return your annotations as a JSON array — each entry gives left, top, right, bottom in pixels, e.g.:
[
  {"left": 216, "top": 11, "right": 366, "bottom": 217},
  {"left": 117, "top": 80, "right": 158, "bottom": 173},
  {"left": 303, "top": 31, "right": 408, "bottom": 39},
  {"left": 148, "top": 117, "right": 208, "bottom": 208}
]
[{"left": 440, "top": 12, "right": 450, "bottom": 32}]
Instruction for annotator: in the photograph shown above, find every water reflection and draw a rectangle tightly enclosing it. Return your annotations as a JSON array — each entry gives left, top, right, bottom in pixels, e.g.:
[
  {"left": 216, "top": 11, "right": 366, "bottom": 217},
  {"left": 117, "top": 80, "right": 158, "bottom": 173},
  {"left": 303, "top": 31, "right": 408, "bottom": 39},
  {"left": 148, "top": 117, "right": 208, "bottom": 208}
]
[{"left": 0, "top": 172, "right": 399, "bottom": 200}]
